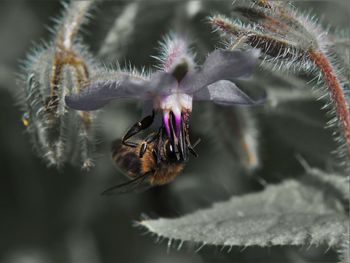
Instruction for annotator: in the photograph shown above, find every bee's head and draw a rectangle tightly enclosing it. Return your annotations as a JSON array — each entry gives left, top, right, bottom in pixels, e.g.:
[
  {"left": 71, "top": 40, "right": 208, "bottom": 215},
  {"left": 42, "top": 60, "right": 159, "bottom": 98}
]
[{"left": 163, "top": 139, "right": 178, "bottom": 162}]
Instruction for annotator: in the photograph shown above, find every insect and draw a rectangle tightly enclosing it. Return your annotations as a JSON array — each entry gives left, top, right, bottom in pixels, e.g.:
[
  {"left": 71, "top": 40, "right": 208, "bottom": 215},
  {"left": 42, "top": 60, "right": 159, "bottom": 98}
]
[{"left": 102, "top": 111, "right": 199, "bottom": 195}]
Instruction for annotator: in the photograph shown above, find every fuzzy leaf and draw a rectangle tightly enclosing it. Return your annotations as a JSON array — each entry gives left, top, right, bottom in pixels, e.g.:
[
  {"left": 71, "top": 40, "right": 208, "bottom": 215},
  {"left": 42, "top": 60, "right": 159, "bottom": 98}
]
[{"left": 139, "top": 180, "right": 348, "bottom": 248}]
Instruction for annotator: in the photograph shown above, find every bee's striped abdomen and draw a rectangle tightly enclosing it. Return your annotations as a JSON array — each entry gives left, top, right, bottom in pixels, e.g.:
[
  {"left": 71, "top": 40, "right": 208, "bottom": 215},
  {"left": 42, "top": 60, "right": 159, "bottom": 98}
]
[{"left": 111, "top": 140, "right": 142, "bottom": 178}]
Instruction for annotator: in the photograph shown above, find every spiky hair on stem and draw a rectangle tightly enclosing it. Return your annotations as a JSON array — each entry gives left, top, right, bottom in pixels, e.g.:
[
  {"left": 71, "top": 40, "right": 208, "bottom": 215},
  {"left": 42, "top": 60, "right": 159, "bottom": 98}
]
[
  {"left": 52, "top": 1, "right": 94, "bottom": 50},
  {"left": 18, "top": 0, "right": 98, "bottom": 170},
  {"left": 210, "top": 0, "right": 350, "bottom": 170},
  {"left": 337, "top": 230, "right": 350, "bottom": 263}
]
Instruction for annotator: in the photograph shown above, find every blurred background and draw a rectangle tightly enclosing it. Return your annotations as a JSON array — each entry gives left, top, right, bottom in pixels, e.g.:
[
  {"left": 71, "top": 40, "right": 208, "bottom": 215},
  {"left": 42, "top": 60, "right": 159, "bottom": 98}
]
[{"left": 0, "top": 1, "right": 349, "bottom": 262}]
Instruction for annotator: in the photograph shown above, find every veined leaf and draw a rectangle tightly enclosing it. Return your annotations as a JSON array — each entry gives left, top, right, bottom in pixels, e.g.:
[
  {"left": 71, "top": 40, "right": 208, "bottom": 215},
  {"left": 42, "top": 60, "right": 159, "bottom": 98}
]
[{"left": 139, "top": 180, "right": 348, "bottom": 248}]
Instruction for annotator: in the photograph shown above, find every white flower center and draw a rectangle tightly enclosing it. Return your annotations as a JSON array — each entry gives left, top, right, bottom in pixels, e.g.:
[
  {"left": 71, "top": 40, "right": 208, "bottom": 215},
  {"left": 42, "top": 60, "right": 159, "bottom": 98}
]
[
  {"left": 160, "top": 92, "right": 193, "bottom": 141},
  {"left": 160, "top": 92, "right": 193, "bottom": 114}
]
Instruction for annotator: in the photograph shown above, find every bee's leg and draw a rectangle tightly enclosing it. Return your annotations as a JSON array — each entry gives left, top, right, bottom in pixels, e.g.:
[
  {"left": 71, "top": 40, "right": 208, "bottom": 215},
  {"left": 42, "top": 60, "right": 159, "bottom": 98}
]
[
  {"left": 187, "top": 139, "right": 200, "bottom": 157},
  {"left": 185, "top": 125, "right": 200, "bottom": 158},
  {"left": 150, "top": 128, "right": 163, "bottom": 164},
  {"left": 188, "top": 138, "right": 201, "bottom": 157},
  {"left": 152, "top": 149, "right": 161, "bottom": 164},
  {"left": 152, "top": 139, "right": 162, "bottom": 164},
  {"left": 188, "top": 145, "right": 198, "bottom": 157},
  {"left": 139, "top": 131, "right": 159, "bottom": 158},
  {"left": 179, "top": 117, "right": 188, "bottom": 161},
  {"left": 123, "top": 141, "right": 139, "bottom": 148},
  {"left": 122, "top": 110, "right": 155, "bottom": 148}
]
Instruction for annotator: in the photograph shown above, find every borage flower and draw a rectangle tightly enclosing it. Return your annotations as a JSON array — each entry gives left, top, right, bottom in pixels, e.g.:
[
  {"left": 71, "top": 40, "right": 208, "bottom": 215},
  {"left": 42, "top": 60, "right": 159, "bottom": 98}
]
[
  {"left": 20, "top": 1, "right": 97, "bottom": 170},
  {"left": 65, "top": 35, "right": 263, "bottom": 161}
]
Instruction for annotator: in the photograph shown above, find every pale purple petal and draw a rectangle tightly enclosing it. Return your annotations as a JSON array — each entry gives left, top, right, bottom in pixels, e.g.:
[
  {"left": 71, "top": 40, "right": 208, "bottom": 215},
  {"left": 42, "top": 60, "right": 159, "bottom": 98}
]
[
  {"left": 65, "top": 77, "right": 149, "bottom": 111},
  {"left": 193, "top": 80, "right": 265, "bottom": 105},
  {"left": 148, "top": 72, "right": 178, "bottom": 96},
  {"left": 65, "top": 72, "right": 177, "bottom": 111},
  {"left": 142, "top": 100, "right": 163, "bottom": 129},
  {"left": 141, "top": 100, "right": 154, "bottom": 117},
  {"left": 181, "top": 49, "right": 259, "bottom": 93}
]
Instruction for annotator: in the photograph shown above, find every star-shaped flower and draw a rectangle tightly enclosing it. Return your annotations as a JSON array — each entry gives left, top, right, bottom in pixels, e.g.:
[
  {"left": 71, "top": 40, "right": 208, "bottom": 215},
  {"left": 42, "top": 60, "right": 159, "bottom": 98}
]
[{"left": 65, "top": 35, "right": 263, "bottom": 160}]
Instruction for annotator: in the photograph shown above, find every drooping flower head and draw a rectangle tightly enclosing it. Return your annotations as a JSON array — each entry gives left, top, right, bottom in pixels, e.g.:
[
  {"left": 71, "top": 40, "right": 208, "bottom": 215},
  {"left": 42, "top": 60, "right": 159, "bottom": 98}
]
[
  {"left": 20, "top": 1, "right": 97, "bottom": 170},
  {"left": 65, "top": 34, "right": 263, "bottom": 161}
]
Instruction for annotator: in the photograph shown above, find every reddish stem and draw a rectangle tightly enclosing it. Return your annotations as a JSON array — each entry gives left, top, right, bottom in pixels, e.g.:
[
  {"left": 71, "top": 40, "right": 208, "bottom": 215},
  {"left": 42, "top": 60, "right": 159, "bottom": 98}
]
[{"left": 308, "top": 49, "right": 350, "bottom": 160}]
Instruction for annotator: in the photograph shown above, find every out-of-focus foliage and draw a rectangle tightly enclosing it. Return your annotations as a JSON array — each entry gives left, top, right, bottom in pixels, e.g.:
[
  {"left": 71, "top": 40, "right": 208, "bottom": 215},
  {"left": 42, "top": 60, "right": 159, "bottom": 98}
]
[
  {"left": 1, "top": 1, "right": 349, "bottom": 263},
  {"left": 210, "top": 0, "right": 350, "bottom": 167}
]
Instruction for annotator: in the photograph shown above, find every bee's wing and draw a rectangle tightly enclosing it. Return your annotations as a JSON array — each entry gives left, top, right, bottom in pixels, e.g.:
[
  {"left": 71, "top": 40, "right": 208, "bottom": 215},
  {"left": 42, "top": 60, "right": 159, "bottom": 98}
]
[
  {"left": 193, "top": 80, "right": 266, "bottom": 106},
  {"left": 181, "top": 49, "right": 259, "bottom": 93},
  {"left": 101, "top": 172, "right": 153, "bottom": 195}
]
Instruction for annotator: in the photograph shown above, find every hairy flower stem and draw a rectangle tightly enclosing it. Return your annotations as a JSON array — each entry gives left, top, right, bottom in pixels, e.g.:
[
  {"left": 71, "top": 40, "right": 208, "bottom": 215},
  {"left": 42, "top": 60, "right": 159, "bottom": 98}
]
[
  {"left": 21, "top": 1, "right": 98, "bottom": 169},
  {"left": 49, "top": 1, "right": 93, "bottom": 125},
  {"left": 56, "top": 1, "right": 93, "bottom": 51},
  {"left": 211, "top": 0, "right": 350, "bottom": 165},
  {"left": 47, "top": 2, "right": 95, "bottom": 169},
  {"left": 308, "top": 49, "right": 350, "bottom": 159}
]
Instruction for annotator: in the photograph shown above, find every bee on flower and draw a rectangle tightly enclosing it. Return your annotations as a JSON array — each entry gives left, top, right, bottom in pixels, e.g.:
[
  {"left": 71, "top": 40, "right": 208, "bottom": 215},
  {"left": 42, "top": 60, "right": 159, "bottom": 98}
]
[{"left": 66, "top": 34, "right": 264, "bottom": 167}]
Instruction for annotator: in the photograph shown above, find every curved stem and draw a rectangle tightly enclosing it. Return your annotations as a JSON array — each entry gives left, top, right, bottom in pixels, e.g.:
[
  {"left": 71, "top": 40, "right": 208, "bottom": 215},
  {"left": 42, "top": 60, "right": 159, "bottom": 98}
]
[{"left": 308, "top": 49, "right": 350, "bottom": 160}]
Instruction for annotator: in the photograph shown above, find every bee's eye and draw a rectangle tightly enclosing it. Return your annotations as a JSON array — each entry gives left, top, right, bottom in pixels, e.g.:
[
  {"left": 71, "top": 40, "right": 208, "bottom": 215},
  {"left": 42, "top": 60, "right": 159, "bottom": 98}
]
[
  {"left": 166, "top": 141, "right": 173, "bottom": 153},
  {"left": 165, "top": 140, "right": 176, "bottom": 159}
]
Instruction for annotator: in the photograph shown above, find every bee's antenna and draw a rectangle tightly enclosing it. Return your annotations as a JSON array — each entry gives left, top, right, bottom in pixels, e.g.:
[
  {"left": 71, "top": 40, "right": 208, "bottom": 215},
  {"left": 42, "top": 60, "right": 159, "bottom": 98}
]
[
  {"left": 188, "top": 138, "right": 201, "bottom": 158},
  {"left": 192, "top": 138, "right": 201, "bottom": 148}
]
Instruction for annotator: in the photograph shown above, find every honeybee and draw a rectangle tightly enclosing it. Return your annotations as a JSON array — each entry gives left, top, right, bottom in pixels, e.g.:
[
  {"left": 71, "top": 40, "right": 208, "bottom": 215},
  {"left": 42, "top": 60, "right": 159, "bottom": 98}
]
[{"left": 102, "top": 115, "right": 199, "bottom": 194}]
